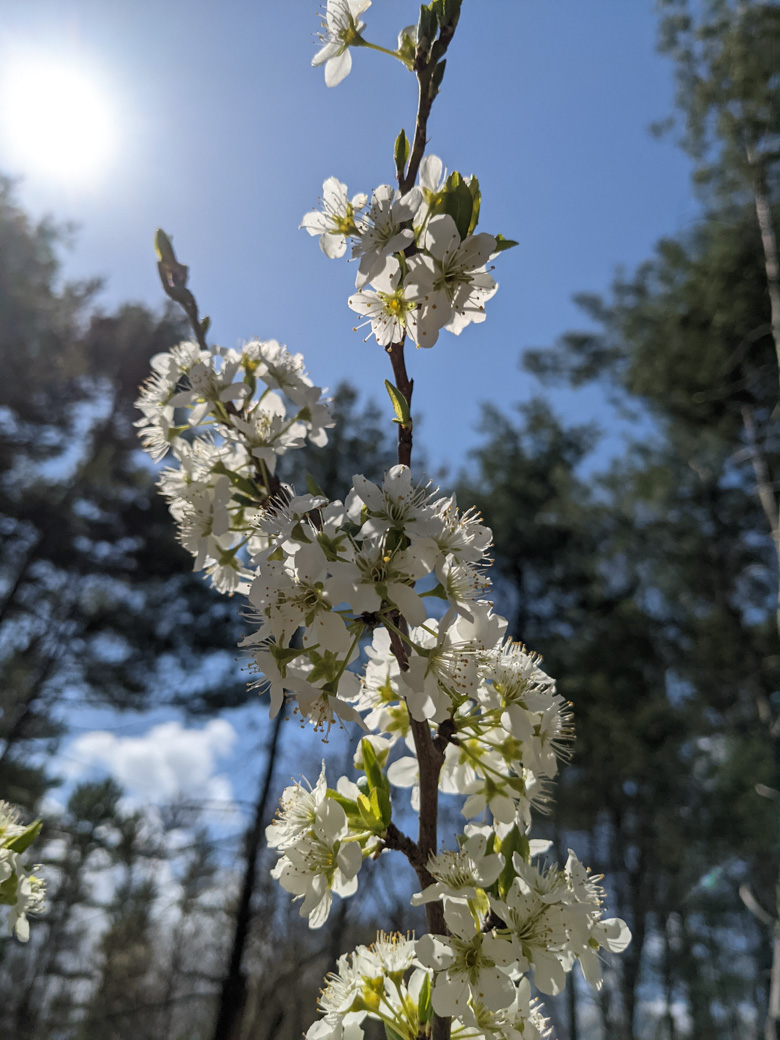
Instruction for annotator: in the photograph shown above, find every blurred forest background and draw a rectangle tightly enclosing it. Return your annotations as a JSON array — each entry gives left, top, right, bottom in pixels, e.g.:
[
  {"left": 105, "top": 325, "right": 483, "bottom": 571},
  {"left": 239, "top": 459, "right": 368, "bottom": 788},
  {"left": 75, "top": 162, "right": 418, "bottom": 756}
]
[{"left": 2, "top": 2, "right": 780, "bottom": 1038}]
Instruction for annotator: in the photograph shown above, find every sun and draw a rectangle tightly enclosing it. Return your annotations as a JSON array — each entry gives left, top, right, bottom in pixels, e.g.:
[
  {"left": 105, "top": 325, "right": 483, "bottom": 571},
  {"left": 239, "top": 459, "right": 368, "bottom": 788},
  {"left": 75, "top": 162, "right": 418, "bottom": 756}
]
[{"left": 0, "top": 53, "right": 115, "bottom": 185}]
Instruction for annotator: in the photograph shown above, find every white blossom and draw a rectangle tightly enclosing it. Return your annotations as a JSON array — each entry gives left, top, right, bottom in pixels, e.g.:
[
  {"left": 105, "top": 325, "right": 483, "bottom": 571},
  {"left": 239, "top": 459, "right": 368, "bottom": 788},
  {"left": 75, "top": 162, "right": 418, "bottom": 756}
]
[
  {"left": 267, "top": 762, "right": 331, "bottom": 852},
  {"left": 347, "top": 465, "right": 440, "bottom": 542},
  {"left": 411, "top": 832, "right": 503, "bottom": 905},
  {"left": 408, "top": 214, "right": 497, "bottom": 344},
  {"left": 0, "top": 803, "right": 46, "bottom": 942},
  {"left": 352, "top": 184, "right": 421, "bottom": 288},
  {"left": 301, "top": 178, "right": 368, "bottom": 258},
  {"left": 271, "top": 794, "right": 363, "bottom": 928},
  {"left": 416, "top": 900, "right": 516, "bottom": 1016},
  {"left": 312, "top": 0, "right": 371, "bottom": 87},
  {"left": 348, "top": 257, "right": 431, "bottom": 347}
]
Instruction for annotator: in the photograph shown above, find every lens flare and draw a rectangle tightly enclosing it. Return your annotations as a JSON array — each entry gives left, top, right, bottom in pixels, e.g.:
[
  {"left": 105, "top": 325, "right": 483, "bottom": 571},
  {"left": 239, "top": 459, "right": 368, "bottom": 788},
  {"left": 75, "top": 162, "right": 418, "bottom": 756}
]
[{"left": 0, "top": 54, "right": 115, "bottom": 185}]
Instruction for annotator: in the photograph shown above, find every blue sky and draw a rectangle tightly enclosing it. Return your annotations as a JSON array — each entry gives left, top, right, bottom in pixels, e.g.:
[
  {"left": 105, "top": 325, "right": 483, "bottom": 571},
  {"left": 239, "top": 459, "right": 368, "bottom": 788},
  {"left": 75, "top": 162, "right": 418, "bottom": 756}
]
[
  {"left": 2, "top": 1, "right": 700, "bottom": 821},
  {"left": 2, "top": 0, "right": 698, "bottom": 478}
]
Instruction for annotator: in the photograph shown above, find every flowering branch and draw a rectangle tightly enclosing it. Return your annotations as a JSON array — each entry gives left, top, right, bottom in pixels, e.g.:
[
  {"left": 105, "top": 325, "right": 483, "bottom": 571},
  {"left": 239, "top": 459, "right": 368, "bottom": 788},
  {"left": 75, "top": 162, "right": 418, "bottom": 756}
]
[{"left": 133, "top": 5, "right": 632, "bottom": 1040}]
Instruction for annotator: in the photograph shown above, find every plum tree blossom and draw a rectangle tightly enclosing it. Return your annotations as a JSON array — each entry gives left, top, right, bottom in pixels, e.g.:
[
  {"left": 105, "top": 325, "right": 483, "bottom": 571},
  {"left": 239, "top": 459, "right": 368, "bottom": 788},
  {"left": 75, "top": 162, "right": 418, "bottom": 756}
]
[
  {"left": 408, "top": 214, "right": 498, "bottom": 338},
  {"left": 416, "top": 900, "right": 517, "bottom": 1016},
  {"left": 133, "top": 5, "right": 631, "bottom": 1039},
  {"left": 301, "top": 177, "right": 368, "bottom": 258},
  {"left": 348, "top": 257, "right": 432, "bottom": 347},
  {"left": 313, "top": 0, "right": 372, "bottom": 88},
  {"left": 0, "top": 802, "right": 46, "bottom": 942},
  {"left": 268, "top": 765, "right": 365, "bottom": 928},
  {"left": 352, "top": 184, "right": 422, "bottom": 288}
]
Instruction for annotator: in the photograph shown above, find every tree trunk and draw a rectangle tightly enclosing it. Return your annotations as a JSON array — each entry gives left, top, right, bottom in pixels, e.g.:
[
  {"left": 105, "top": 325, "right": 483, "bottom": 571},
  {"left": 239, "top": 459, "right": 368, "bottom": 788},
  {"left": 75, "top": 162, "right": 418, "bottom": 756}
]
[{"left": 210, "top": 709, "right": 284, "bottom": 1040}]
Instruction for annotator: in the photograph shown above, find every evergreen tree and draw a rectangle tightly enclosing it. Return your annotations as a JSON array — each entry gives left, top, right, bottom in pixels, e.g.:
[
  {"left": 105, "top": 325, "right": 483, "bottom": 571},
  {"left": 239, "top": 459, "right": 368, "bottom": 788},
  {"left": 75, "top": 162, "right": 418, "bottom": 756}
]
[{"left": 496, "top": 6, "right": 780, "bottom": 1029}]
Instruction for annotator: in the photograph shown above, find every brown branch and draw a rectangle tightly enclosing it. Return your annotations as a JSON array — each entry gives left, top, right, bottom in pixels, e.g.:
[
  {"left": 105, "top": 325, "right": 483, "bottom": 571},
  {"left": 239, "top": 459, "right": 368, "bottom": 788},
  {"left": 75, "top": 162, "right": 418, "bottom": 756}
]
[
  {"left": 400, "top": 21, "right": 459, "bottom": 195},
  {"left": 384, "top": 822, "right": 434, "bottom": 891},
  {"left": 409, "top": 716, "right": 446, "bottom": 935},
  {"left": 385, "top": 611, "right": 449, "bottom": 1034},
  {"left": 434, "top": 717, "right": 458, "bottom": 754},
  {"left": 401, "top": 69, "right": 436, "bottom": 196},
  {"left": 387, "top": 336, "right": 414, "bottom": 467},
  {"left": 389, "top": 18, "right": 461, "bottom": 1040}
]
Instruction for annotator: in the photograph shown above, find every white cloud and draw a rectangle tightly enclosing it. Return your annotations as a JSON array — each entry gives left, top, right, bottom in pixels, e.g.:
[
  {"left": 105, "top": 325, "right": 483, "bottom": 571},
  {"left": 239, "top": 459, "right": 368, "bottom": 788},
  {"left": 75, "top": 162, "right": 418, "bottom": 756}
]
[{"left": 62, "top": 719, "right": 238, "bottom": 807}]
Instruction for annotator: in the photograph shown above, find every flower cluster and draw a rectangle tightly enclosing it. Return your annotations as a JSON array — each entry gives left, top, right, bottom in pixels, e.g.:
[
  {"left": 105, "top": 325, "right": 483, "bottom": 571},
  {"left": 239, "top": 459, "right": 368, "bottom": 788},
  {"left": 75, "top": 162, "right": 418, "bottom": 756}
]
[
  {"left": 306, "top": 928, "right": 553, "bottom": 1040},
  {"left": 301, "top": 159, "right": 504, "bottom": 349},
  {"left": 361, "top": 623, "right": 573, "bottom": 834},
  {"left": 415, "top": 846, "right": 630, "bottom": 1010},
  {"left": 138, "top": 361, "right": 630, "bottom": 1002},
  {"left": 134, "top": 338, "right": 334, "bottom": 593},
  {"left": 241, "top": 465, "right": 495, "bottom": 733},
  {"left": 266, "top": 763, "right": 366, "bottom": 929},
  {"left": 0, "top": 801, "right": 46, "bottom": 942}
]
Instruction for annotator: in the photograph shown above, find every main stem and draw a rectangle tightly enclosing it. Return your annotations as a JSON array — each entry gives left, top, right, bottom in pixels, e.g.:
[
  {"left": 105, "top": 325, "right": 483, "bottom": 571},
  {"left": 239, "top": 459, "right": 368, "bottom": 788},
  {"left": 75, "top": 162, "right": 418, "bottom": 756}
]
[
  {"left": 388, "top": 24, "right": 460, "bottom": 1038},
  {"left": 386, "top": 335, "right": 449, "bottom": 1040}
]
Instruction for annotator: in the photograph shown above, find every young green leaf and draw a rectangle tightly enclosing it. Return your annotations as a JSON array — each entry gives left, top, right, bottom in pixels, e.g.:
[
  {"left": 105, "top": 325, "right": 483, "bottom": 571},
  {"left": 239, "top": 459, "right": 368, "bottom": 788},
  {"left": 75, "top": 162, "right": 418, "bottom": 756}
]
[
  {"left": 370, "top": 786, "right": 392, "bottom": 830},
  {"left": 394, "top": 128, "right": 410, "bottom": 180},
  {"left": 384, "top": 379, "right": 412, "bottom": 428},
  {"left": 305, "top": 473, "right": 326, "bottom": 498},
  {"left": 444, "top": 171, "right": 473, "bottom": 241},
  {"left": 361, "top": 737, "right": 385, "bottom": 792},
  {"left": 496, "top": 824, "right": 524, "bottom": 897},
  {"left": 492, "top": 234, "right": 519, "bottom": 253},
  {"left": 417, "top": 970, "right": 433, "bottom": 1024},
  {"left": 4, "top": 819, "right": 42, "bottom": 856},
  {"left": 467, "top": 174, "right": 481, "bottom": 234}
]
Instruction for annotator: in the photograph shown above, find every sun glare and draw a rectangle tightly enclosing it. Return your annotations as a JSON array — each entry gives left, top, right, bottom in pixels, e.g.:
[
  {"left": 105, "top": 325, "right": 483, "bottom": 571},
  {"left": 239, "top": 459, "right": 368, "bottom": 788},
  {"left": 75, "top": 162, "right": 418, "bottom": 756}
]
[{"left": 0, "top": 54, "right": 115, "bottom": 185}]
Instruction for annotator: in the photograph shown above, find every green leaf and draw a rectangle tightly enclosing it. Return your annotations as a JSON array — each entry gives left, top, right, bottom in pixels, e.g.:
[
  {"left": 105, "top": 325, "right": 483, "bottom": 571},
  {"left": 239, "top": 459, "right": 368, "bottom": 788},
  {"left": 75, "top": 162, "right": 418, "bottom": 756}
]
[
  {"left": 305, "top": 473, "right": 326, "bottom": 498},
  {"left": 496, "top": 824, "right": 524, "bottom": 897},
  {"left": 384, "top": 1024, "right": 405, "bottom": 1040},
  {"left": 442, "top": 0, "right": 462, "bottom": 29},
  {"left": 0, "top": 873, "right": 18, "bottom": 907},
  {"left": 492, "top": 234, "right": 519, "bottom": 253},
  {"left": 290, "top": 521, "right": 313, "bottom": 544},
  {"left": 5, "top": 819, "right": 42, "bottom": 856},
  {"left": 431, "top": 58, "right": 447, "bottom": 99},
  {"left": 418, "top": 4, "right": 439, "bottom": 49},
  {"left": 397, "top": 26, "right": 418, "bottom": 66},
  {"left": 357, "top": 792, "right": 379, "bottom": 830},
  {"left": 267, "top": 643, "right": 307, "bottom": 673},
  {"left": 327, "top": 789, "right": 360, "bottom": 816},
  {"left": 210, "top": 462, "right": 264, "bottom": 500},
  {"left": 417, "top": 970, "right": 433, "bottom": 1024},
  {"left": 444, "top": 171, "right": 473, "bottom": 241},
  {"left": 467, "top": 174, "right": 481, "bottom": 234},
  {"left": 370, "top": 786, "right": 392, "bottom": 829},
  {"left": 326, "top": 788, "right": 352, "bottom": 804},
  {"left": 360, "top": 738, "right": 385, "bottom": 793},
  {"left": 394, "top": 128, "right": 410, "bottom": 180},
  {"left": 384, "top": 379, "right": 412, "bottom": 429}
]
